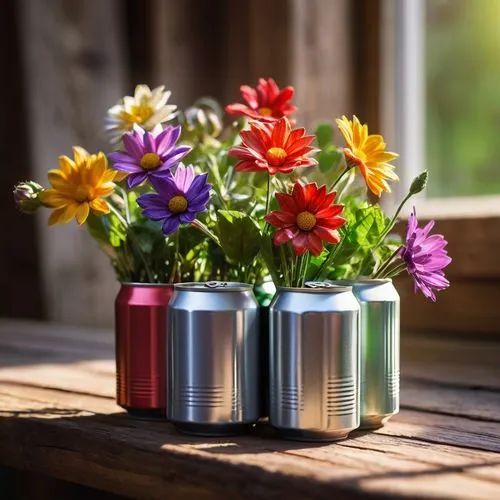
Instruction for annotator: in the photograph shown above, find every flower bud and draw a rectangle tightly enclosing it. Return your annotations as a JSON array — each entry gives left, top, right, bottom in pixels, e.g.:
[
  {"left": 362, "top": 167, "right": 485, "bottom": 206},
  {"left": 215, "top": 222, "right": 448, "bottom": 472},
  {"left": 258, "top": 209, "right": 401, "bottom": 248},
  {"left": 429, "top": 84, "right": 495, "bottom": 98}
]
[
  {"left": 409, "top": 170, "right": 428, "bottom": 195},
  {"left": 183, "top": 105, "right": 222, "bottom": 139},
  {"left": 13, "top": 181, "right": 44, "bottom": 214}
]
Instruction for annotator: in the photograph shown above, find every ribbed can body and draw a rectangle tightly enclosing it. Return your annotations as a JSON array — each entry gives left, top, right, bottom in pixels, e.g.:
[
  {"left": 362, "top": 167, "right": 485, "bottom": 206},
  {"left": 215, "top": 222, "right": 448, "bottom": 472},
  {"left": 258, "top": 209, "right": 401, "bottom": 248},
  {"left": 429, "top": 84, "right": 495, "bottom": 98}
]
[
  {"left": 269, "top": 286, "right": 360, "bottom": 441},
  {"left": 351, "top": 279, "right": 400, "bottom": 429},
  {"left": 115, "top": 283, "right": 173, "bottom": 418},
  {"left": 167, "top": 282, "right": 260, "bottom": 435}
]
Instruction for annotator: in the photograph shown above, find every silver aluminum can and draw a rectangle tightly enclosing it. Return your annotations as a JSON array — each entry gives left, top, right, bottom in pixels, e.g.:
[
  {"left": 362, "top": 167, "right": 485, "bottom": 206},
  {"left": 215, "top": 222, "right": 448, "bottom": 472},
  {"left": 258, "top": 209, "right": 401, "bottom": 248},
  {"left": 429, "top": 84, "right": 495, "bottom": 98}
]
[
  {"left": 336, "top": 279, "right": 400, "bottom": 429},
  {"left": 269, "top": 283, "right": 360, "bottom": 441},
  {"left": 167, "top": 282, "right": 259, "bottom": 435}
]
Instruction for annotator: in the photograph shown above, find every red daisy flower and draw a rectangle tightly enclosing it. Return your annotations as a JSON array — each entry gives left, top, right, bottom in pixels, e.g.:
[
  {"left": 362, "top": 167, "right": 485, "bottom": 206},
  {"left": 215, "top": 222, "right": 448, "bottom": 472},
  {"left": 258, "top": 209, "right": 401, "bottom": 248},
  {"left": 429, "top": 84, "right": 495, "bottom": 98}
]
[
  {"left": 264, "top": 182, "right": 346, "bottom": 256},
  {"left": 228, "top": 117, "right": 317, "bottom": 175},
  {"left": 225, "top": 78, "right": 297, "bottom": 122}
]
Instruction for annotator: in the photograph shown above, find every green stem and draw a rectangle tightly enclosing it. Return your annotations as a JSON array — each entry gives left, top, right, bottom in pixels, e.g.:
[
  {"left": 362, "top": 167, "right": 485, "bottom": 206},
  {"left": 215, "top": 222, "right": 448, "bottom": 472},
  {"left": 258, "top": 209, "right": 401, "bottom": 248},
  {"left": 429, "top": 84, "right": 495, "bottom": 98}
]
[
  {"left": 108, "top": 203, "right": 154, "bottom": 283},
  {"left": 375, "top": 192, "right": 412, "bottom": 247},
  {"left": 265, "top": 174, "right": 272, "bottom": 214},
  {"left": 382, "top": 262, "right": 407, "bottom": 280},
  {"left": 192, "top": 219, "right": 221, "bottom": 247},
  {"left": 118, "top": 186, "right": 131, "bottom": 224},
  {"left": 279, "top": 246, "right": 288, "bottom": 286},
  {"left": 207, "top": 154, "right": 228, "bottom": 209},
  {"left": 299, "top": 253, "right": 311, "bottom": 287},
  {"left": 314, "top": 238, "right": 345, "bottom": 281},
  {"left": 373, "top": 246, "right": 403, "bottom": 279},
  {"left": 329, "top": 165, "right": 354, "bottom": 192},
  {"left": 168, "top": 231, "right": 180, "bottom": 283}
]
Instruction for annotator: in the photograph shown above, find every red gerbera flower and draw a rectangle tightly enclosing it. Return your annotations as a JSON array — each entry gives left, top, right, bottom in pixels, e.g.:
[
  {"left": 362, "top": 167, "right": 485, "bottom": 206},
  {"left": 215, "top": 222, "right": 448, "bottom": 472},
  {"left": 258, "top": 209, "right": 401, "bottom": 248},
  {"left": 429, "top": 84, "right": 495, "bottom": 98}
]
[
  {"left": 264, "top": 182, "right": 346, "bottom": 256},
  {"left": 228, "top": 117, "right": 317, "bottom": 175},
  {"left": 225, "top": 78, "right": 297, "bottom": 122}
]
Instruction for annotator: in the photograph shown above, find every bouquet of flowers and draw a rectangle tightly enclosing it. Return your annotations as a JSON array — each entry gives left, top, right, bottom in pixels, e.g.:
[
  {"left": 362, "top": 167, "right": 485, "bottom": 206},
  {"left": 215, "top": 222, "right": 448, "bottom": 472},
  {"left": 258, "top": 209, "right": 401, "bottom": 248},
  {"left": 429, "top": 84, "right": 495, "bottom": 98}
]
[{"left": 14, "top": 78, "right": 451, "bottom": 302}]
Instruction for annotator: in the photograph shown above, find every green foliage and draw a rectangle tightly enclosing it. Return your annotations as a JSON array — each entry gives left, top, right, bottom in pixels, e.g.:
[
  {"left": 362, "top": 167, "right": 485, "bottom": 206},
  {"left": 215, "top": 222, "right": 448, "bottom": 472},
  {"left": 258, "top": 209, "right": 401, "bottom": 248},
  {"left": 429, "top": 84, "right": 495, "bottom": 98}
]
[
  {"left": 316, "top": 198, "right": 402, "bottom": 280},
  {"left": 427, "top": 0, "right": 500, "bottom": 196},
  {"left": 216, "top": 210, "right": 261, "bottom": 263},
  {"left": 313, "top": 122, "right": 343, "bottom": 174},
  {"left": 315, "top": 123, "right": 334, "bottom": 148}
]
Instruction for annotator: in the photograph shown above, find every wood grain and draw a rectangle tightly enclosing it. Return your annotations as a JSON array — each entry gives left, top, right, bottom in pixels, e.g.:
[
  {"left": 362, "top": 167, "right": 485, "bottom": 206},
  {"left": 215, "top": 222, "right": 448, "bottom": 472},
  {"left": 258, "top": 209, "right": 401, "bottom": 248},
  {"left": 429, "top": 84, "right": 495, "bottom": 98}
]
[
  {"left": 18, "top": 0, "right": 124, "bottom": 327},
  {"left": 1, "top": 321, "right": 500, "bottom": 499}
]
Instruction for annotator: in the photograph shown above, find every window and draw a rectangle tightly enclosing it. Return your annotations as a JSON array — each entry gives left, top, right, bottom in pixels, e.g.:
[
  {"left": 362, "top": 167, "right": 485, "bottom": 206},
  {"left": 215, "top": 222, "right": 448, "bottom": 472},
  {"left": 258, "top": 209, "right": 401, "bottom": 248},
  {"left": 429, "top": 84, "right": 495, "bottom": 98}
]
[
  {"left": 381, "top": 0, "right": 500, "bottom": 335},
  {"left": 384, "top": 0, "right": 500, "bottom": 200}
]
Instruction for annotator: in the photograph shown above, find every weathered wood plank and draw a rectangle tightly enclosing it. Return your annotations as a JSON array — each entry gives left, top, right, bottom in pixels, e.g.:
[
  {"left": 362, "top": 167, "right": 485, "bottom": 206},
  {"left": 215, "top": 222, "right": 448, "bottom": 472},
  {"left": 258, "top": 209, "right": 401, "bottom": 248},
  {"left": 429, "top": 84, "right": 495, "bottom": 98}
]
[
  {"left": 2, "top": 384, "right": 500, "bottom": 499},
  {"left": 402, "top": 378, "right": 500, "bottom": 422},
  {"left": 3, "top": 320, "right": 499, "bottom": 389}
]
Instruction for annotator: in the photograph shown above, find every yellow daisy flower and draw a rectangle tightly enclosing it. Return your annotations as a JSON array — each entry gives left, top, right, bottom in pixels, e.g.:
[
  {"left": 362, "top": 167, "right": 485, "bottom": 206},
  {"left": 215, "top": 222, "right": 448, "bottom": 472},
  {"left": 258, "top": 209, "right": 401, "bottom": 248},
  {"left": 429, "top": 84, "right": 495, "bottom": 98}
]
[
  {"left": 106, "top": 85, "right": 177, "bottom": 143},
  {"left": 336, "top": 115, "right": 399, "bottom": 197},
  {"left": 39, "top": 147, "right": 116, "bottom": 226}
]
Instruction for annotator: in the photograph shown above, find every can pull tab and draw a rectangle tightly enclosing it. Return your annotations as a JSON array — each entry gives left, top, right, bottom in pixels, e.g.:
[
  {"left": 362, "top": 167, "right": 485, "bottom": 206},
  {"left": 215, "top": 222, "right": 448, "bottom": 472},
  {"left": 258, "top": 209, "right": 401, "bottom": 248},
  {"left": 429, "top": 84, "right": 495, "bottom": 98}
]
[
  {"left": 205, "top": 281, "right": 228, "bottom": 288},
  {"left": 305, "top": 281, "right": 336, "bottom": 289}
]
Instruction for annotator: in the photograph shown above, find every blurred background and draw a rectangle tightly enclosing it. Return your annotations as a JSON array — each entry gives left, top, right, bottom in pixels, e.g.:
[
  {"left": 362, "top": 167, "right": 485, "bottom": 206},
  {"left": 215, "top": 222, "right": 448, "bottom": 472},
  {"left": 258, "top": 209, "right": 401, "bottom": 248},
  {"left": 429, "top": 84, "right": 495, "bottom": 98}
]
[{"left": 1, "top": 0, "right": 499, "bottom": 334}]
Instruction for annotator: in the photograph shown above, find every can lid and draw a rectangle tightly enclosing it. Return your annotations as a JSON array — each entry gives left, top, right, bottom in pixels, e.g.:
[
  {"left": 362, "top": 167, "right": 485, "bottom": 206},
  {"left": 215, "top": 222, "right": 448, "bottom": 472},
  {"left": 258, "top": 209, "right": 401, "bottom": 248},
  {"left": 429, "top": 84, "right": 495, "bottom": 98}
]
[
  {"left": 331, "top": 278, "right": 392, "bottom": 285},
  {"left": 174, "top": 281, "right": 253, "bottom": 292},
  {"left": 119, "top": 282, "right": 174, "bottom": 288},
  {"left": 277, "top": 282, "right": 352, "bottom": 293}
]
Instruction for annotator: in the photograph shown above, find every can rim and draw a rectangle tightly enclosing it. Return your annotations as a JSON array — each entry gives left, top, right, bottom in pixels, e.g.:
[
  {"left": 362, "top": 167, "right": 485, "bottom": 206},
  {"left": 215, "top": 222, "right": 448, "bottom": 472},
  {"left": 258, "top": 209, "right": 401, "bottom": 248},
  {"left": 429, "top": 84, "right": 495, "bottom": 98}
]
[
  {"left": 276, "top": 285, "right": 352, "bottom": 294},
  {"left": 331, "top": 278, "right": 393, "bottom": 285},
  {"left": 120, "top": 282, "right": 174, "bottom": 288},
  {"left": 174, "top": 281, "right": 253, "bottom": 292}
]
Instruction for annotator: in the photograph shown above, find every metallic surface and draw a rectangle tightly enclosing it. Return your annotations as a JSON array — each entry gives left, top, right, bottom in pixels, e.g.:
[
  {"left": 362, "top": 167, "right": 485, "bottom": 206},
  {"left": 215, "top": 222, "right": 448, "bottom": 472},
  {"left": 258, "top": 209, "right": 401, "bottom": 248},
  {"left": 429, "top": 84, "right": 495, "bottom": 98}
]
[
  {"left": 269, "top": 286, "right": 360, "bottom": 441},
  {"left": 337, "top": 279, "right": 400, "bottom": 429},
  {"left": 349, "top": 279, "right": 400, "bottom": 429},
  {"left": 115, "top": 283, "right": 173, "bottom": 417},
  {"left": 167, "top": 282, "right": 260, "bottom": 435}
]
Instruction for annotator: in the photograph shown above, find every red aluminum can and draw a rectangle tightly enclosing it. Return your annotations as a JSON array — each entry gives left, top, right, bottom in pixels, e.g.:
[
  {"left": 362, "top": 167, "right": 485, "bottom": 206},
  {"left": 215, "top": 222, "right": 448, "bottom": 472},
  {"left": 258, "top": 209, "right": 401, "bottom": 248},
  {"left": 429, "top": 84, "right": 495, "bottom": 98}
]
[{"left": 115, "top": 283, "right": 173, "bottom": 418}]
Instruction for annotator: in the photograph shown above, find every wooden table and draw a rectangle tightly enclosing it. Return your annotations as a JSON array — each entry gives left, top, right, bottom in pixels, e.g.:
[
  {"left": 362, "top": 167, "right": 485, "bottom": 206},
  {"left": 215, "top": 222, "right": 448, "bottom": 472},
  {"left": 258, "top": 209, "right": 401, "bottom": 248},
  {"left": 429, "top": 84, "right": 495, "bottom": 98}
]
[{"left": 1, "top": 319, "right": 500, "bottom": 499}]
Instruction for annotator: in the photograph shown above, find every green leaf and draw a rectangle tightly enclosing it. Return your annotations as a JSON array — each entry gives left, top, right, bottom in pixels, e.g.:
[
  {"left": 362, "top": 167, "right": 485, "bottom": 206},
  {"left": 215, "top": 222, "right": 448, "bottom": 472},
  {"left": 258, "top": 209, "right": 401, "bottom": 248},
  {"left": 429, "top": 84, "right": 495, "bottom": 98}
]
[
  {"left": 318, "top": 148, "right": 342, "bottom": 173},
  {"left": 86, "top": 213, "right": 111, "bottom": 245},
  {"left": 315, "top": 122, "right": 334, "bottom": 148},
  {"left": 216, "top": 210, "right": 261, "bottom": 263},
  {"left": 108, "top": 213, "right": 127, "bottom": 248}
]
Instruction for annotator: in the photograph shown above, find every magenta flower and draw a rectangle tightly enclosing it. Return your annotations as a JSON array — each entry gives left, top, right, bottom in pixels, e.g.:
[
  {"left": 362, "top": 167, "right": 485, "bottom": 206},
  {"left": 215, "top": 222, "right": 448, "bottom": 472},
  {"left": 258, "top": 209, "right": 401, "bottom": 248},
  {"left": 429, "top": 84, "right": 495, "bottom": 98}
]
[
  {"left": 109, "top": 125, "right": 191, "bottom": 188},
  {"left": 400, "top": 207, "right": 451, "bottom": 301},
  {"left": 137, "top": 164, "right": 211, "bottom": 235}
]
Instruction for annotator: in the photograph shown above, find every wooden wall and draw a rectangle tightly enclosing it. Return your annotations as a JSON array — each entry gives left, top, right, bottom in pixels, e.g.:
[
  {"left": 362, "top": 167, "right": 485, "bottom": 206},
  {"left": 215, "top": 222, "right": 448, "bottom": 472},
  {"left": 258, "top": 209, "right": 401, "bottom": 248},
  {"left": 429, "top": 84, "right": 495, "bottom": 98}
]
[
  {"left": 395, "top": 207, "right": 500, "bottom": 336},
  {"left": 0, "top": 0, "right": 44, "bottom": 320},
  {"left": 18, "top": 0, "right": 126, "bottom": 326}
]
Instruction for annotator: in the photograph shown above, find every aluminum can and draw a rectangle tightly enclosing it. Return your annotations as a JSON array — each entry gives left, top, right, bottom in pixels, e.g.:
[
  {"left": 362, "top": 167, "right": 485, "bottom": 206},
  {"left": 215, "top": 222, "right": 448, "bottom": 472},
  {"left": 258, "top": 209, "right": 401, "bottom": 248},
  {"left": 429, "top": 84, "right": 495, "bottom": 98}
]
[
  {"left": 167, "top": 282, "right": 260, "bottom": 435},
  {"left": 269, "top": 283, "right": 360, "bottom": 441},
  {"left": 349, "top": 279, "right": 400, "bottom": 429},
  {"left": 115, "top": 283, "right": 173, "bottom": 418}
]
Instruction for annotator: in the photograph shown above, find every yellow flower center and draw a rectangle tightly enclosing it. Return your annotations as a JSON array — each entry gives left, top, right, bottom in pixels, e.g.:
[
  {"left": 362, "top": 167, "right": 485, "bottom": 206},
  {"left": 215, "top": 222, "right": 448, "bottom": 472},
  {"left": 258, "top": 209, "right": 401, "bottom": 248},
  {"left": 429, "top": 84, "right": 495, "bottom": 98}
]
[
  {"left": 123, "top": 103, "right": 154, "bottom": 125},
  {"left": 168, "top": 195, "right": 188, "bottom": 214},
  {"left": 258, "top": 107, "right": 273, "bottom": 116},
  {"left": 296, "top": 211, "right": 317, "bottom": 232},
  {"left": 74, "top": 184, "right": 94, "bottom": 202},
  {"left": 140, "top": 153, "right": 162, "bottom": 170},
  {"left": 266, "top": 147, "right": 287, "bottom": 166}
]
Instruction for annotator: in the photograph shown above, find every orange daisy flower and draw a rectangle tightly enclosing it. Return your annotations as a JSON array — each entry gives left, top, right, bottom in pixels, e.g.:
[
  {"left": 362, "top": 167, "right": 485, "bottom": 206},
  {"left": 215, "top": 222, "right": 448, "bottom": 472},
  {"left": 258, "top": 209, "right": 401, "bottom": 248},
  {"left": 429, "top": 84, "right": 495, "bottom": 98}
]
[
  {"left": 336, "top": 115, "right": 399, "bottom": 197},
  {"left": 228, "top": 117, "right": 317, "bottom": 175}
]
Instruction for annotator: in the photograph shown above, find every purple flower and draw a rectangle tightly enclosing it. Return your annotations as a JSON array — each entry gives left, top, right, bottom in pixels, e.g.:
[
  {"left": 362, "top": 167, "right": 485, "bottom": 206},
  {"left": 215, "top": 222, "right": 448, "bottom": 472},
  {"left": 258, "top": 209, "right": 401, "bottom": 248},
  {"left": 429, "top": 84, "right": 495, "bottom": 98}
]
[
  {"left": 137, "top": 163, "right": 212, "bottom": 235},
  {"left": 400, "top": 207, "right": 452, "bottom": 302},
  {"left": 109, "top": 124, "right": 191, "bottom": 188}
]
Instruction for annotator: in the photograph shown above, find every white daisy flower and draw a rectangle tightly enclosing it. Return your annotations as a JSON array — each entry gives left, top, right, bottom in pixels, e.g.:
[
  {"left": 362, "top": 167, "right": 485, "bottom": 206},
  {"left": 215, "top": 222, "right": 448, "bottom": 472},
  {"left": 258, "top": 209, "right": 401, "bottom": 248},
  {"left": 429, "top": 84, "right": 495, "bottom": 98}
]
[{"left": 105, "top": 85, "right": 177, "bottom": 143}]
